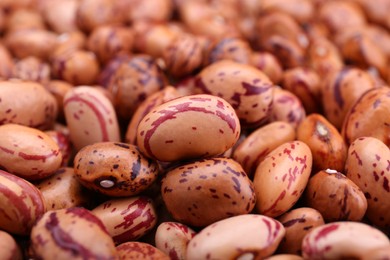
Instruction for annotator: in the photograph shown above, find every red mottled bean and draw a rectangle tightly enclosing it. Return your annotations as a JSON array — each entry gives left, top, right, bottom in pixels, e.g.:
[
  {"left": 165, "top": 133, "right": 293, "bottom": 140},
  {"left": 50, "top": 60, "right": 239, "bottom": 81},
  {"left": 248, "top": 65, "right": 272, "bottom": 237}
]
[
  {"left": 155, "top": 222, "right": 196, "bottom": 260},
  {"left": 186, "top": 214, "right": 285, "bottom": 259},
  {"left": 116, "top": 242, "right": 169, "bottom": 260},
  {"left": 254, "top": 141, "right": 313, "bottom": 217},
  {"left": 0, "top": 230, "right": 22, "bottom": 260},
  {"left": 44, "top": 130, "right": 71, "bottom": 167},
  {"left": 0, "top": 169, "right": 46, "bottom": 235},
  {"left": 63, "top": 86, "right": 120, "bottom": 151},
  {"left": 137, "top": 94, "right": 240, "bottom": 162},
  {"left": 74, "top": 142, "right": 159, "bottom": 197},
  {"left": 31, "top": 207, "right": 118, "bottom": 259},
  {"left": 92, "top": 196, "right": 157, "bottom": 244},
  {"left": 250, "top": 52, "right": 283, "bottom": 84}
]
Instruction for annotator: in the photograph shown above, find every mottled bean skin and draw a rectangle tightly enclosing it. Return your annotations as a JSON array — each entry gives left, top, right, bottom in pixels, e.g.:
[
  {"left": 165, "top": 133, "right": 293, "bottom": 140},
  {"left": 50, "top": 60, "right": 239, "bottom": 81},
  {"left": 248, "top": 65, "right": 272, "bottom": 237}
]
[
  {"left": 195, "top": 60, "right": 274, "bottom": 128},
  {"left": 64, "top": 86, "right": 120, "bottom": 151},
  {"left": 233, "top": 121, "right": 296, "bottom": 177},
  {"left": 0, "top": 81, "right": 58, "bottom": 130},
  {"left": 92, "top": 196, "right": 157, "bottom": 244},
  {"left": 321, "top": 67, "right": 376, "bottom": 129},
  {"left": 205, "top": 37, "right": 252, "bottom": 65},
  {"left": 277, "top": 207, "right": 325, "bottom": 255},
  {"left": 116, "top": 242, "right": 169, "bottom": 260},
  {"left": 125, "top": 86, "right": 181, "bottom": 145},
  {"left": 342, "top": 87, "right": 390, "bottom": 146},
  {"left": 137, "top": 94, "right": 240, "bottom": 162},
  {"left": 108, "top": 54, "right": 167, "bottom": 120},
  {"left": 155, "top": 222, "right": 196, "bottom": 260},
  {"left": 186, "top": 214, "right": 285, "bottom": 260},
  {"left": 74, "top": 142, "right": 158, "bottom": 197},
  {"left": 0, "top": 124, "right": 62, "bottom": 180},
  {"left": 35, "top": 167, "right": 92, "bottom": 210},
  {"left": 0, "top": 169, "right": 46, "bottom": 235},
  {"left": 302, "top": 222, "right": 390, "bottom": 259},
  {"left": 268, "top": 87, "right": 306, "bottom": 129},
  {"left": 45, "top": 130, "right": 72, "bottom": 167},
  {"left": 254, "top": 141, "right": 313, "bottom": 218},
  {"left": 0, "top": 230, "right": 22, "bottom": 260},
  {"left": 161, "top": 158, "right": 256, "bottom": 227},
  {"left": 345, "top": 137, "right": 390, "bottom": 229},
  {"left": 12, "top": 56, "right": 50, "bottom": 84},
  {"left": 297, "top": 113, "right": 347, "bottom": 172},
  {"left": 250, "top": 52, "right": 283, "bottom": 84},
  {"left": 305, "top": 170, "right": 367, "bottom": 222},
  {"left": 31, "top": 207, "right": 118, "bottom": 259}
]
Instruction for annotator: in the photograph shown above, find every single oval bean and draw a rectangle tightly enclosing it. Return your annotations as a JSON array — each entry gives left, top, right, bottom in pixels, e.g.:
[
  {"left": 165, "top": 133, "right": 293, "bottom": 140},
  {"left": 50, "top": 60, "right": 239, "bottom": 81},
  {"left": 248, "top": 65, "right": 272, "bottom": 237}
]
[
  {"left": 92, "top": 196, "right": 157, "bottom": 244},
  {"left": 0, "top": 169, "right": 46, "bottom": 235},
  {"left": 74, "top": 142, "right": 159, "bottom": 197},
  {"left": 186, "top": 214, "right": 285, "bottom": 260},
  {"left": 31, "top": 207, "right": 118, "bottom": 259},
  {"left": 63, "top": 86, "right": 120, "bottom": 151},
  {"left": 136, "top": 94, "right": 240, "bottom": 162},
  {"left": 254, "top": 141, "right": 313, "bottom": 217}
]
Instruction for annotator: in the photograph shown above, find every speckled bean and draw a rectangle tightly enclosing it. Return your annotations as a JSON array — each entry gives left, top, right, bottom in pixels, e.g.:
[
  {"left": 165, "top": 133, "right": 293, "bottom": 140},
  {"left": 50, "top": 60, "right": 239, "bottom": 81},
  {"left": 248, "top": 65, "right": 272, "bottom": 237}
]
[
  {"left": 0, "top": 230, "right": 22, "bottom": 260},
  {"left": 44, "top": 130, "right": 72, "bottom": 167},
  {"left": 31, "top": 207, "right": 118, "bottom": 259},
  {"left": 268, "top": 87, "right": 306, "bottom": 129},
  {"left": 277, "top": 207, "right": 325, "bottom": 255},
  {"left": 194, "top": 59, "right": 274, "bottom": 128},
  {"left": 63, "top": 86, "right": 120, "bottom": 151},
  {"left": 302, "top": 222, "right": 390, "bottom": 259},
  {"left": 155, "top": 222, "right": 196, "bottom": 260},
  {"left": 0, "top": 81, "right": 58, "bottom": 130},
  {"left": 74, "top": 142, "right": 159, "bottom": 197},
  {"left": 116, "top": 242, "right": 169, "bottom": 260},
  {"left": 0, "top": 169, "right": 46, "bottom": 235},
  {"left": 297, "top": 113, "right": 347, "bottom": 172},
  {"left": 205, "top": 37, "right": 252, "bottom": 65},
  {"left": 342, "top": 87, "right": 390, "bottom": 146},
  {"left": 345, "top": 137, "right": 390, "bottom": 229},
  {"left": 253, "top": 141, "right": 312, "bottom": 217},
  {"left": 91, "top": 196, "right": 157, "bottom": 244},
  {"left": 136, "top": 94, "right": 240, "bottom": 162},
  {"left": 125, "top": 86, "right": 181, "bottom": 145},
  {"left": 304, "top": 169, "right": 367, "bottom": 222},
  {"left": 321, "top": 67, "right": 376, "bottom": 129},
  {"left": 233, "top": 121, "right": 296, "bottom": 177},
  {"left": 12, "top": 56, "right": 50, "bottom": 84},
  {"left": 0, "top": 124, "right": 62, "bottom": 180},
  {"left": 186, "top": 214, "right": 285, "bottom": 260},
  {"left": 35, "top": 167, "right": 92, "bottom": 210},
  {"left": 250, "top": 52, "right": 283, "bottom": 84}
]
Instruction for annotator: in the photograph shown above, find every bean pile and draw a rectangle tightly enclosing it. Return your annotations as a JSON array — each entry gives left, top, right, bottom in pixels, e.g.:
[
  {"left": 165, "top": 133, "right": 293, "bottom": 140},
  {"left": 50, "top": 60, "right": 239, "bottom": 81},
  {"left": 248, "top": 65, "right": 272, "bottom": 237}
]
[{"left": 0, "top": 0, "right": 389, "bottom": 259}]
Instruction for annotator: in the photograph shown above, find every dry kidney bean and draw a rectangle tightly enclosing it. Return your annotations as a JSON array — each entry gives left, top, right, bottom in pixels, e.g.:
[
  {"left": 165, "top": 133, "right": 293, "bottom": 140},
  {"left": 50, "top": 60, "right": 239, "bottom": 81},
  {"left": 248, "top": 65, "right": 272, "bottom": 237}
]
[
  {"left": 304, "top": 169, "right": 367, "bottom": 222},
  {"left": 74, "top": 142, "right": 159, "bottom": 197},
  {"left": 44, "top": 130, "right": 71, "bottom": 167},
  {"left": 345, "top": 137, "right": 390, "bottom": 229},
  {"left": 186, "top": 214, "right": 285, "bottom": 259},
  {"left": 136, "top": 94, "right": 240, "bottom": 162},
  {"left": 254, "top": 141, "right": 312, "bottom": 218},
  {"left": 155, "top": 222, "right": 196, "bottom": 260},
  {"left": 161, "top": 157, "right": 255, "bottom": 227},
  {"left": 41, "top": 0, "right": 78, "bottom": 33},
  {"left": 302, "top": 221, "right": 390, "bottom": 259},
  {"left": 92, "top": 196, "right": 157, "bottom": 244},
  {"left": 277, "top": 207, "right": 325, "bottom": 255},
  {"left": 0, "top": 230, "right": 22, "bottom": 260},
  {"left": 205, "top": 37, "right": 252, "bottom": 65},
  {"left": 297, "top": 113, "right": 347, "bottom": 172},
  {"left": 31, "top": 207, "right": 118, "bottom": 259},
  {"left": 116, "top": 242, "right": 169, "bottom": 260},
  {"left": 250, "top": 52, "right": 283, "bottom": 84},
  {"left": 0, "top": 169, "right": 46, "bottom": 235}
]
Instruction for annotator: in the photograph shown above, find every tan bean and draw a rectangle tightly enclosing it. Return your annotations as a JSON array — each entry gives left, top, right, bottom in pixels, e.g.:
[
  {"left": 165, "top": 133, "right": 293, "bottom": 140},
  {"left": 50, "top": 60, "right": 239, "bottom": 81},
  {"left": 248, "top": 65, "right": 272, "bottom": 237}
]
[
  {"left": 5, "top": 8, "right": 45, "bottom": 32},
  {"left": 42, "top": 0, "right": 78, "bottom": 33},
  {"left": 31, "top": 207, "right": 118, "bottom": 259},
  {"left": 92, "top": 196, "right": 157, "bottom": 244},
  {"left": 35, "top": 167, "right": 92, "bottom": 210},
  {"left": 342, "top": 87, "right": 390, "bottom": 146},
  {"left": 74, "top": 142, "right": 159, "bottom": 197},
  {"left": 277, "top": 207, "right": 325, "bottom": 255},
  {"left": 0, "top": 169, "right": 46, "bottom": 235},
  {"left": 259, "top": 0, "right": 314, "bottom": 24},
  {"left": 297, "top": 113, "right": 347, "bottom": 172},
  {"left": 12, "top": 56, "right": 51, "bottom": 84},
  {"left": 186, "top": 214, "right": 285, "bottom": 259},
  {"left": 155, "top": 222, "right": 196, "bottom": 259},
  {"left": 361, "top": 245, "right": 390, "bottom": 260},
  {"left": 63, "top": 86, "right": 120, "bottom": 151},
  {"left": 254, "top": 141, "right": 313, "bottom": 217},
  {"left": 250, "top": 52, "right": 283, "bottom": 84},
  {"left": 345, "top": 137, "right": 390, "bottom": 229},
  {"left": 302, "top": 222, "right": 390, "bottom": 259},
  {"left": 233, "top": 121, "right": 296, "bottom": 177}
]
